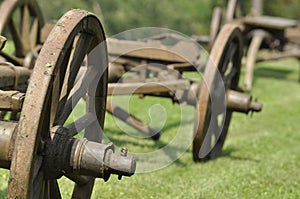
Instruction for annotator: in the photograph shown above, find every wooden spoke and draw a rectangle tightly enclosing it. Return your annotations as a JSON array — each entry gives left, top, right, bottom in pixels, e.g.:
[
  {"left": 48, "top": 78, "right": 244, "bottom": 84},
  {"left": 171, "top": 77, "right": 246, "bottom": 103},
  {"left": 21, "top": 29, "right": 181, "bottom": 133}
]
[
  {"left": 55, "top": 65, "right": 99, "bottom": 126},
  {"left": 8, "top": 17, "right": 24, "bottom": 57},
  {"left": 51, "top": 69, "right": 61, "bottom": 127},
  {"left": 66, "top": 113, "right": 98, "bottom": 136},
  {"left": 48, "top": 180, "right": 62, "bottom": 199},
  {"left": 30, "top": 18, "right": 39, "bottom": 49},
  {"left": 56, "top": 33, "right": 94, "bottom": 119},
  {"left": 21, "top": 4, "right": 30, "bottom": 49}
]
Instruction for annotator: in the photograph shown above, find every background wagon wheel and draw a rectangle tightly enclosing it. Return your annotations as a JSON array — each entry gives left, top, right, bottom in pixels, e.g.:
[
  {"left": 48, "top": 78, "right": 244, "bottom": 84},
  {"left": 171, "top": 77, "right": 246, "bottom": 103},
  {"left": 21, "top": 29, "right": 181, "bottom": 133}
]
[
  {"left": 0, "top": 0, "right": 44, "bottom": 67},
  {"left": 193, "top": 24, "right": 243, "bottom": 161},
  {"left": 8, "top": 9, "right": 108, "bottom": 199},
  {"left": 0, "top": 0, "right": 44, "bottom": 120}
]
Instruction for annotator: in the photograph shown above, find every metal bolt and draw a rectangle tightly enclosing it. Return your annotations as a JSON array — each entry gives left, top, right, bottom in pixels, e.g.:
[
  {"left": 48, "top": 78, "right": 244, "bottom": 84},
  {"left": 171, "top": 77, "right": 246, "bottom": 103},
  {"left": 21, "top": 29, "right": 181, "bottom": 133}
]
[
  {"left": 120, "top": 147, "right": 128, "bottom": 157},
  {"left": 118, "top": 147, "right": 128, "bottom": 180},
  {"left": 249, "top": 101, "right": 262, "bottom": 112}
]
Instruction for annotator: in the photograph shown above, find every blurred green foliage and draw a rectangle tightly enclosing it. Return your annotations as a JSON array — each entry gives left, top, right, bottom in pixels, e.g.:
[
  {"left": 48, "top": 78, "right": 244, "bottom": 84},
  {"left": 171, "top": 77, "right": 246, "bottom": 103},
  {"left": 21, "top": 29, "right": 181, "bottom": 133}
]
[
  {"left": 36, "top": 0, "right": 299, "bottom": 36},
  {"left": 0, "top": 0, "right": 297, "bottom": 47},
  {"left": 38, "top": 0, "right": 213, "bottom": 36},
  {"left": 0, "top": 0, "right": 300, "bottom": 35},
  {"left": 264, "top": 0, "right": 300, "bottom": 19}
]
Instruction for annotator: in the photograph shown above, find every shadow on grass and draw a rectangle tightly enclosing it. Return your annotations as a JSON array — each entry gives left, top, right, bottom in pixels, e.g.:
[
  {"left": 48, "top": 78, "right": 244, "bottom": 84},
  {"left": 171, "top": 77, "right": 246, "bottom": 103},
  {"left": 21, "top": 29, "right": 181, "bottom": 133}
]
[
  {"left": 254, "top": 67, "right": 294, "bottom": 81},
  {"left": 106, "top": 128, "right": 189, "bottom": 167},
  {"left": 153, "top": 139, "right": 188, "bottom": 167},
  {"left": 108, "top": 135, "right": 188, "bottom": 167},
  {"left": 218, "top": 146, "right": 260, "bottom": 162},
  {"left": 105, "top": 117, "right": 194, "bottom": 147},
  {"left": 106, "top": 118, "right": 186, "bottom": 137}
]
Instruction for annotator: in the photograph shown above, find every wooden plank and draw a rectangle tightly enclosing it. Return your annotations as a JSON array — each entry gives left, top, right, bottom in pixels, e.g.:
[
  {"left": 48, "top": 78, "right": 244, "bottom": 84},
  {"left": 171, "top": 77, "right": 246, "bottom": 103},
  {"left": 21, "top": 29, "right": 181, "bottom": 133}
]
[
  {"left": 256, "top": 49, "right": 300, "bottom": 62},
  {"left": 0, "top": 90, "right": 19, "bottom": 110},
  {"left": 108, "top": 80, "right": 190, "bottom": 95},
  {"left": 107, "top": 38, "right": 199, "bottom": 63},
  {"left": 0, "top": 65, "right": 31, "bottom": 88},
  {"left": 286, "top": 26, "right": 300, "bottom": 44},
  {"left": 243, "top": 16, "right": 297, "bottom": 30}
]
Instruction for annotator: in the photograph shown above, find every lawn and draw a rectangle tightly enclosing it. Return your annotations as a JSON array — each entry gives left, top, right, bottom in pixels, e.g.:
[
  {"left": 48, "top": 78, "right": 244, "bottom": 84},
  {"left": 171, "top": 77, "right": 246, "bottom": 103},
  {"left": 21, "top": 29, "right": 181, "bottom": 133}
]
[{"left": 0, "top": 58, "right": 300, "bottom": 198}]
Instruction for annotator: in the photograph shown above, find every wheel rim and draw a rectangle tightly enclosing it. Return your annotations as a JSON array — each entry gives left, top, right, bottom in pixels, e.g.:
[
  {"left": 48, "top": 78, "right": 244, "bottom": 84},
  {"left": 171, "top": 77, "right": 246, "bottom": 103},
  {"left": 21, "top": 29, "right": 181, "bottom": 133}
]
[
  {"left": 8, "top": 9, "right": 108, "bottom": 198},
  {"left": 193, "top": 24, "right": 243, "bottom": 161},
  {"left": 0, "top": 0, "right": 44, "bottom": 66}
]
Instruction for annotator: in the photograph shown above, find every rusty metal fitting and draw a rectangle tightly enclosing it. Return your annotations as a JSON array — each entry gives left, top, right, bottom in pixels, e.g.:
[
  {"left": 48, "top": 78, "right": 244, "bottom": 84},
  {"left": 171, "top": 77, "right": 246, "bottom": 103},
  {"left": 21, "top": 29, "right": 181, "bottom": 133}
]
[
  {"left": 0, "top": 90, "right": 25, "bottom": 111},
  {"left": 0, "top": 120, "right": 17, "bottom": 169},
  {"left": 71, "top": 138, "right": 136, "bottom": 181},
  {"left": 0, "top": 124, "right": 136, "bottom": 181},
  {"left": 109, "top": 148, "right": 136, "bottom": 180},
  {"left": 71, "top": 138, "right": 112, "bottom": 179},
  {"left": 226, "top": 90, "right": 262, "bottom": 114},
  {"left": 120, "top": 147, "right": 128, "bottom": 156},
  {"left": 11, "top": 92, "right": 25, "bottom": 111}
]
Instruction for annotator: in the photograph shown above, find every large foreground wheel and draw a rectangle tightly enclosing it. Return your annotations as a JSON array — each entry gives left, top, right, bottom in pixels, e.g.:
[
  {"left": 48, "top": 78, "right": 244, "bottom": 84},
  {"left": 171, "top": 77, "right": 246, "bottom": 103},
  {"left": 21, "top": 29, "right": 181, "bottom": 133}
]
[
  {"left": 8, "top": 9, "right": 108, "bottom": 198},
  {"left": 0, "top": 0, "right": 44, "bottom": 66},
  {"left": 193, "top": 24, "right": 243, "bottom": 161}
]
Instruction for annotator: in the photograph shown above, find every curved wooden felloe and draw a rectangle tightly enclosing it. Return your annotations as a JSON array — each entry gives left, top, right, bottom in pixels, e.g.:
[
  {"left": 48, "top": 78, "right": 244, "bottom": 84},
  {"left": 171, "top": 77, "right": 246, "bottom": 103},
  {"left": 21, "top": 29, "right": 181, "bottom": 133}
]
[
  {"left": 8, "top": 9, "right": 108, "bottom": 198},
  {"left": 193, "top": 24, "right": 243, "bottom": 161}
]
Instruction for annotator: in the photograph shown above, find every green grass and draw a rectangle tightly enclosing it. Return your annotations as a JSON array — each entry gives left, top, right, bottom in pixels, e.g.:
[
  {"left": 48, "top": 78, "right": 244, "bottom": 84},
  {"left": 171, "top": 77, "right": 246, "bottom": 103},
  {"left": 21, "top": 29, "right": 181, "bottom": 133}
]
[
  {"left": 1, "top": 58, "right": 300, "bottom": 198},
  {"left": 2, "top": 40, "right": 14, "bottom": 54}
]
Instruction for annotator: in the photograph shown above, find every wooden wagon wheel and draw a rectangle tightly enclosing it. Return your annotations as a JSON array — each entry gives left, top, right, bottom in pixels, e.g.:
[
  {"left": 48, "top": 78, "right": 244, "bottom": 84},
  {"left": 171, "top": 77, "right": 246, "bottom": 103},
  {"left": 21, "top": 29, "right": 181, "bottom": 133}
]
[
  {"left": 0, "top": 0, "right": 44, "bottom": 67},
  {"left": 8, "top": 9, "right": 108, "bottom": 198},
  {"left": 193, "top": 24, "right": 243, "bottom": 161},
  {"left": 0, "top": 0, "right": 44, "bottom": 120}
]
